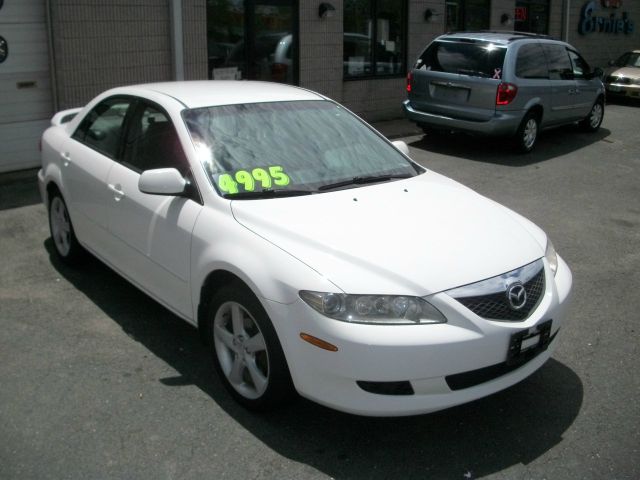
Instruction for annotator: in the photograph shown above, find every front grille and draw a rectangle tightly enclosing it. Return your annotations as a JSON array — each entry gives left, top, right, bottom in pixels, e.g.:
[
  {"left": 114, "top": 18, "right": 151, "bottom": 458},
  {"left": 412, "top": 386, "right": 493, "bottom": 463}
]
[{"left": 448, "top": 260, "right": 545, "bottom": 321}]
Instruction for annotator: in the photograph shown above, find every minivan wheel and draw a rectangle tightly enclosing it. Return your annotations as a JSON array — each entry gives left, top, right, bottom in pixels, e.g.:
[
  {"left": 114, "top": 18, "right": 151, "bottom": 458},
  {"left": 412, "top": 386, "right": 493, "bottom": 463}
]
[
  {"left": 580, "top": 99, "right": 604, "bottom": 132},
  {"left": 48, "top": 192, "right": 83, "bottom": 264},
  {"left": 205, "top": 282, "right": 295, "bottom": 411},
  {"left": 515, "top": 112, "right": 539, "bottom": 153}
]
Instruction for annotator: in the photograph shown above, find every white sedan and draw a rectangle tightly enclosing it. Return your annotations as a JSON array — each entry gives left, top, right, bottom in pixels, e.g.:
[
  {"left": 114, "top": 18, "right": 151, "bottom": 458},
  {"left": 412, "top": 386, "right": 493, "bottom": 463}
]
[{"left": 38, "top": 81, "right": 572, "bottom": 416}]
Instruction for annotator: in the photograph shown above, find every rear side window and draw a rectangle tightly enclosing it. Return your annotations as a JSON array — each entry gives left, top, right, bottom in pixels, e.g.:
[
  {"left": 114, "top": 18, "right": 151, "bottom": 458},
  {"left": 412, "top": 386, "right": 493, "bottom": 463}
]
[
  {"left": 542, "top": 44, "right": 573, "bottom": 80},
  {"left": 516, "top": 43, "right": 549, "bottom": 79},
  {"left": 417, "top": 41, "right": 507, "bottom": 79},
  {"left": 72, "top": 97, "right": 132, "bottom": 158}
]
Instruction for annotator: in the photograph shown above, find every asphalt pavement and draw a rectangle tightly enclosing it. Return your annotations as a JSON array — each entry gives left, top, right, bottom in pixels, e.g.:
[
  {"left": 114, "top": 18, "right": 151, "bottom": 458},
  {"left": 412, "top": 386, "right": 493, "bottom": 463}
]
[{"left": 1, "top": 100, "right": 639, "bottom": 479}]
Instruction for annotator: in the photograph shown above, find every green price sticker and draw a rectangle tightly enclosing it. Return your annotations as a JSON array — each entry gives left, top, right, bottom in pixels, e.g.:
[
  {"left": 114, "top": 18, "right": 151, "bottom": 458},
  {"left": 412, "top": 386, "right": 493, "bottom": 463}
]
[{"left": 218, "top": 165, "right": 291, "bottom": 194}]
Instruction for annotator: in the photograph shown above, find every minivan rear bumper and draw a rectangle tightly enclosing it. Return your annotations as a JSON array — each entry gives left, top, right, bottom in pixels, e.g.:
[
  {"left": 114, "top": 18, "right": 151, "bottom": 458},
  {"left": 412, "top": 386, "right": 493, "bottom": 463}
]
[{"left": 403, "top": 100, "right": 523, "bottom": 137}]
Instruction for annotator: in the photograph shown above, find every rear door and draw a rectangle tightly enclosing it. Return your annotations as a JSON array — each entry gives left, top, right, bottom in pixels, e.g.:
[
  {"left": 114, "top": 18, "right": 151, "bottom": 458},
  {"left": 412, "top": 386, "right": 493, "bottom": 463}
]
[{"left": 409, "top": 39, "right": 506, "bottom": 122}]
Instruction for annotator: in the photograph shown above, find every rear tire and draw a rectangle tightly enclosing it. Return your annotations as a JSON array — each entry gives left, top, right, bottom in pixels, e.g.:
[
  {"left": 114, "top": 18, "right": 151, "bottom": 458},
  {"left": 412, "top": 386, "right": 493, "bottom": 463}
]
[
  {"left": 48, "top": 191, "right": 84, "bottom": 265},
  {"left": 580, "top": 99, "right": 604, "bottom": 132},
  {"left": 514, "top": 112, "right": 539, "bottom": 153},
  {"left": 205, "top": 281, "right": 295, "bottom": 411}
]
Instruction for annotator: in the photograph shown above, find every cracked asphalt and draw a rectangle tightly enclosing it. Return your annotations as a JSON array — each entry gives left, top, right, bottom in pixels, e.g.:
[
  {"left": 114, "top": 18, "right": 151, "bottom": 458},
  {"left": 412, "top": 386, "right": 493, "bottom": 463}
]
[{"left": 1, "top": 99, "right": 639, "bottom": 479}]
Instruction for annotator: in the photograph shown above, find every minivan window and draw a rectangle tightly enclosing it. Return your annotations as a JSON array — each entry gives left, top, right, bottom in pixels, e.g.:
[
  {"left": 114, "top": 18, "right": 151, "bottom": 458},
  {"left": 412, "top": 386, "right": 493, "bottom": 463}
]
[
  {"left": 542, "top": 44, "right": 573, "bottom": 80},
  {"left": 568, "top": 50, "right": 591, "bottom": 79},
  {"left": 516, "top": 43, "right": 549, "bottom": 79},
  {"left": 417, "top": 41, "right": 507, "bottom": 78}
]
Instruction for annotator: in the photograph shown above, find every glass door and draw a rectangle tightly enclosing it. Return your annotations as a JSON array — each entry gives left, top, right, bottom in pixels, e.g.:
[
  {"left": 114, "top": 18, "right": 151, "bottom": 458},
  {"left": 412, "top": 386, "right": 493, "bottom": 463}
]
[{"left": 207, "top": 0, "right": 298, "bottom": 85}]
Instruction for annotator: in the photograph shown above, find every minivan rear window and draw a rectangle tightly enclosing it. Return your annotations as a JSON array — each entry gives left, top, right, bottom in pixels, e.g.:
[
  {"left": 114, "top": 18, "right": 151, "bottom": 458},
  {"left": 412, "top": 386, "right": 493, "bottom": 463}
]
[{"left": 417, "top": 40, "right": 507, "bottom": 79}]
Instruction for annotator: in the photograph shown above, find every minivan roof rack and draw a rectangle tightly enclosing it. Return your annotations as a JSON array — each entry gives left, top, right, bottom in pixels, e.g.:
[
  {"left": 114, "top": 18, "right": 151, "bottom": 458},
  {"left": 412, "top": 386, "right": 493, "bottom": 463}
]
[{"left": 443, "top": 30, "right": 554, "bottom": 41}]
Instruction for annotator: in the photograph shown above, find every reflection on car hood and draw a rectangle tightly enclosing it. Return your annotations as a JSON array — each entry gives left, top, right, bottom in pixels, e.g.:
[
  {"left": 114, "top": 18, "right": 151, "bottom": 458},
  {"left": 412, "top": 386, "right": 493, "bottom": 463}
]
[
  {"left": 606, "top": 66, "right": 640, "bottom": 79},
  {"left": 230, "top": 172, "right": 545, "bottom": 296}
]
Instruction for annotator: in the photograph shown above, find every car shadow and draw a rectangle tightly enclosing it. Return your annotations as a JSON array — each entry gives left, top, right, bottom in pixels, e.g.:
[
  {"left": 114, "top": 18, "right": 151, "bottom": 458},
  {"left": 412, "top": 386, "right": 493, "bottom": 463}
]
[
  {"left": 409, "top": 126, "right": 612, "bottom": 166},
  {"left": 46, "top": 240, "right": 584, "bottom": 479},
  {"left": 0, "top": 168, "right": 42, "bottom": 211}
]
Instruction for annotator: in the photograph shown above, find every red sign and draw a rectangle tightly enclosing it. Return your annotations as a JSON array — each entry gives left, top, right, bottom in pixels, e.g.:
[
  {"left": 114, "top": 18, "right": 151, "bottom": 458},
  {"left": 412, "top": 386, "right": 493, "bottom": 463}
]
[{"left": 515, "top": 7, "right": 527, "bottom": 21}]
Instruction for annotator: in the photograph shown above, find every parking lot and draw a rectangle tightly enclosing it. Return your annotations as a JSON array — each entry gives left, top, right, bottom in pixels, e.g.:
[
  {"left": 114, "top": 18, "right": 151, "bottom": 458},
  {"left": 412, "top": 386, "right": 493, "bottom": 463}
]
[{"left": 1, "top": 99, "right": 639, "bottom": 480}]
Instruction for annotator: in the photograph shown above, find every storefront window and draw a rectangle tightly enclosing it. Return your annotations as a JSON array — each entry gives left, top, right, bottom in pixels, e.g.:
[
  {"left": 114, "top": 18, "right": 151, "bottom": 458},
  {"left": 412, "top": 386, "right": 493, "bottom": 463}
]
[
  {"left": 445, "top": 0, "right": 490, "bottom": 32},
  {"left": 344, "top": 0, "right": 406, "bottom": 79},
  {"left": 514, "top": 0, "right": 550, "bottom": 34}
]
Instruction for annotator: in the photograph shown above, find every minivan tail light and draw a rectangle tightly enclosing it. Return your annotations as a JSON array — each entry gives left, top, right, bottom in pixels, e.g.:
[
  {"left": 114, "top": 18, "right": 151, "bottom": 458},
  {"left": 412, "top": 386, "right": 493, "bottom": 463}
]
[
  {"left": 406, "top": 71, "right": 413, "bottom": 92},
  {"left": 496, "top": 82, "right": 518, "bottom": 105}
]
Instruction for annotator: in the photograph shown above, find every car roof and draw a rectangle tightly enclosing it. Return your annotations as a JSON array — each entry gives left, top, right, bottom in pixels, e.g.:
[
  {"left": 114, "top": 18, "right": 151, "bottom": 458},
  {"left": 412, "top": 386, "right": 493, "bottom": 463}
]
[
  {"left": 125, "top": 81, "right": 325, "bottom": 109},
  {"left": 437, "top": 31, "right": 553, "bottom": 45}
]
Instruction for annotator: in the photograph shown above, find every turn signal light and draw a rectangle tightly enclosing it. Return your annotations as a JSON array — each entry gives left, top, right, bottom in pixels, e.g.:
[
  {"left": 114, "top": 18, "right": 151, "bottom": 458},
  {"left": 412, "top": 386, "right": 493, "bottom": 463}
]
[
  {"left": 496, "top": 82, "right": 518, "bottom": 105},
  {"left": 300, "top": 333, "right": 338, "bottom": 352}
]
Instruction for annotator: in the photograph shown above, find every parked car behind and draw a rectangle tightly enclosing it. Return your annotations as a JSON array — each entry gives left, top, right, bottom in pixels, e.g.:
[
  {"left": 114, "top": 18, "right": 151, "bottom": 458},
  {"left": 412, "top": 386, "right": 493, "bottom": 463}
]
[
  {"left": 403, "top": 32, "right": 605, "bottom": 152},
  {"left": 604, "top": 50, "right": 640, "bottom": 99}
]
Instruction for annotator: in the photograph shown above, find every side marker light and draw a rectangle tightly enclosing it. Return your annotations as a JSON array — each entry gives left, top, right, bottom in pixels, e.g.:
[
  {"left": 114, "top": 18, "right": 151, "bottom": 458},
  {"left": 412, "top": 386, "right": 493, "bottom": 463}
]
[{"left": 300, "top": 333, "right": 339, "bottom": 352}]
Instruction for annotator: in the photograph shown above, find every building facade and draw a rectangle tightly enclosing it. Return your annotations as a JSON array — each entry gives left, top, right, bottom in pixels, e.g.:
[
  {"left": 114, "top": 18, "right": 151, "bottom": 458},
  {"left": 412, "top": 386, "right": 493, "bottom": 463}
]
[{"left": 0, "top": 0, "right": 638, "bottom": 172}]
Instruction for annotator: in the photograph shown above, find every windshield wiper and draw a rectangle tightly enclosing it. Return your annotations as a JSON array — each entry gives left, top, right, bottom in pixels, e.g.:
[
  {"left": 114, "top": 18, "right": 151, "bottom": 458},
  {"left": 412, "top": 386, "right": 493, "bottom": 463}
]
[
  {"left": 317, "top": 174, "right": 413, "bottom": 192},
  {"left": 222, "top": 189, "right": 313, "bottom": 199}
]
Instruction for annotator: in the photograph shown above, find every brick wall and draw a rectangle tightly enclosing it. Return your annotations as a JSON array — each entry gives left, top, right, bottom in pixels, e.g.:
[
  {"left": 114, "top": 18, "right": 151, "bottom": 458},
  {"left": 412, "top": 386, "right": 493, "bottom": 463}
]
[{"left": 51, "top": 0, "right": 174, "bottom": 109}]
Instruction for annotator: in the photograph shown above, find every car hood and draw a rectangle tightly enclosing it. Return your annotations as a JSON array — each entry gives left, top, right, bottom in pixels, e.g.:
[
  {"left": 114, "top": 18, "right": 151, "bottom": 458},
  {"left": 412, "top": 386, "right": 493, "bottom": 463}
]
[
  {"left": 606, "top": 66, "right": 640, "bottom": 79},
  {"left": 230, "top": 172, "right": 545, "bottom": 296}
]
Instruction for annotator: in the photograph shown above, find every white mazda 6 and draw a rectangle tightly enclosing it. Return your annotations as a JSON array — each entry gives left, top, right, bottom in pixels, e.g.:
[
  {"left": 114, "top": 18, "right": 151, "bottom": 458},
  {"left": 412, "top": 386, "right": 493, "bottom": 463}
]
[{"left": 38, "top": 81, "right": 572, "bottom": 416}]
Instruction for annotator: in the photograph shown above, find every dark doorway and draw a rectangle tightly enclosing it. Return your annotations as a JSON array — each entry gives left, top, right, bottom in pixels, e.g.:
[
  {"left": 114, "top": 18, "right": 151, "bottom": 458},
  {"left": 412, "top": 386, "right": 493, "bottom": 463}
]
[{"left": 207, "top": 0, "right": 298, "bottom": 85}]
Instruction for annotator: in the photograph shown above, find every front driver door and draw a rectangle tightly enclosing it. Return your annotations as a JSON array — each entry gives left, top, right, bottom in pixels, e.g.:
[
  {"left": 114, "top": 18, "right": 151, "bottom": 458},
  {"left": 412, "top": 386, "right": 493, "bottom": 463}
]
[{"left": 105, "top": 100, "right": 202, "bottom": 320}]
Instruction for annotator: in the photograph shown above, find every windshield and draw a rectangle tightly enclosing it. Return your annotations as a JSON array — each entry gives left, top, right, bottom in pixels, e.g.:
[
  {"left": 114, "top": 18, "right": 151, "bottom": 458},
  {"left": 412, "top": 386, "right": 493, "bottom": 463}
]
[
  {"left": 182, "top": 100, "right": 421, "bottom": 197},
  {"left": 614, "top": 52, "right": 640, "bottom": 68}
]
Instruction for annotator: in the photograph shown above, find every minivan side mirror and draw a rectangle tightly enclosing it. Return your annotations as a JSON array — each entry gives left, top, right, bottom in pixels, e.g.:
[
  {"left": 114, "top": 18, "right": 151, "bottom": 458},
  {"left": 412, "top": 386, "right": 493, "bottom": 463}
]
[
  {"left": 588, "top": 67, "right": 604, "bottom": 80},
  {"left": 138, "top": 168, "right": 187, "bottom": 196},
  {"left": 392, "top": 140, "right": 410, "bottom": 156}
]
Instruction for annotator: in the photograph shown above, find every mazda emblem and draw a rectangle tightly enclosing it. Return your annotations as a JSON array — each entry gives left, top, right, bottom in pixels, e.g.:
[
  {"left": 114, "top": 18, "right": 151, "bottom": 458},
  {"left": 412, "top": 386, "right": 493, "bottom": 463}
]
[{"left": 506, "top": 283, "right": 527, "bottom": 310}]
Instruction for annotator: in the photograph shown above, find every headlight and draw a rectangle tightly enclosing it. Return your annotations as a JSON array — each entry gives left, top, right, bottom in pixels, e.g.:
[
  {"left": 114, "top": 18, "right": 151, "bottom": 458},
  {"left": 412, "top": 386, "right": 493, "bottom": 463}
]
[
  {"left": 545, "top": 238, "right": 558, "bottom": 276},
  {"left": 299, "top": 291, "right": 447, "bottom": 325}
]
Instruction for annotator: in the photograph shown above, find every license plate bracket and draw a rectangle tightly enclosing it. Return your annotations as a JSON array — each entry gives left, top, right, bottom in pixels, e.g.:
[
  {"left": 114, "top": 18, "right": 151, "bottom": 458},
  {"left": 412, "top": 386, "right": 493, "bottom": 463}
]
[{"left": 506, "top": 320, "right": 552, "bottom": 366}]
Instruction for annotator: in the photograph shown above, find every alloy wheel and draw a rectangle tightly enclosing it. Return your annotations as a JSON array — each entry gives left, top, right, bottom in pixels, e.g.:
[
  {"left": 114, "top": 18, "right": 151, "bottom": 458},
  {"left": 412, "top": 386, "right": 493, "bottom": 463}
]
[
  {"left": 523, "top": 118, "right": 538, "bottom": 150},
  {"left": 50, "top": 196, "right": 72, "bottom": 257},
  {"left": 213, "top": 301, "right": 270, "bottom": 400},
  {"left": 590, "top": 103, "right": 603, "bottom": 129}
]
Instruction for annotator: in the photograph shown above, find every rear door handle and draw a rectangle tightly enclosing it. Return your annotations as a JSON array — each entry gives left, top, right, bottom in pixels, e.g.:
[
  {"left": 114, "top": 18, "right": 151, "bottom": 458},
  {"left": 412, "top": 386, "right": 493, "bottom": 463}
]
[
  {"left": 61, "top": 152, "right": 71, "bottom": 167},
  {"left": 108, "top": 183, "right": 125, "bottom": 201}
]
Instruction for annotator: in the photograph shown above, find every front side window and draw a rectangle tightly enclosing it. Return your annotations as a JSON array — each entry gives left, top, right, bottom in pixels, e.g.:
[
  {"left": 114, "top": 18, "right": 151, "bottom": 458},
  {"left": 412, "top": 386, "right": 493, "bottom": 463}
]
[
  {"left": 182, "top": 100, "right": 420, "bottom": 197},
  {"left": 418, "top": 41, "right": 506, "bottom": 78},
  {"left": 568, "top": 50, "right": 591, "bottom": 79},
  {"left": 344, "top": 0, "right": 406, "bottom": 78},
  {"left": 72, "top": 97, "right": 132, "bottom": 158},
  {"left": 122, "top": 103, "right": 188, "bottom": 174},
  {"left": 542, "top": 44, "right": 573, "bottom": 80}
]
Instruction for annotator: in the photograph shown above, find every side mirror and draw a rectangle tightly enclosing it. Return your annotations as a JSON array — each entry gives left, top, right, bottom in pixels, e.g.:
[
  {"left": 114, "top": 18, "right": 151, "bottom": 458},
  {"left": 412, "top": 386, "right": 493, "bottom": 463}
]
[
  {"left": 589, "top": 67, "right": 604, "bottom": 80},
  {"left": 138, "top": 168, "right": 186, "bottom": 196},
  {"left": 392, "top": 140, "right": 410, "bottom": 156}
]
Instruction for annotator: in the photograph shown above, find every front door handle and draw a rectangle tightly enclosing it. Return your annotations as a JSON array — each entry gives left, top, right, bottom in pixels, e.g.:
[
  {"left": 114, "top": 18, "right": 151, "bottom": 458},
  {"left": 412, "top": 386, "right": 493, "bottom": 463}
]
[{"left": 108, "top": 183, "right": 125, "bottom": 201}]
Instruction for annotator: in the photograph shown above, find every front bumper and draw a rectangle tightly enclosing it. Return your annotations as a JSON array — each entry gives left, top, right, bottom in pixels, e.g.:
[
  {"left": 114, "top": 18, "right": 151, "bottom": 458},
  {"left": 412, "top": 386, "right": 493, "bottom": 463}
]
[
  {"left": 402, "top": 100, "right": 523, "bottom": 137},
  {"left": 265, "top": 256, "right": 572, "bottom": 416},
  {"left": 605, "top": 82, "right": 640, "bottom": 98}
]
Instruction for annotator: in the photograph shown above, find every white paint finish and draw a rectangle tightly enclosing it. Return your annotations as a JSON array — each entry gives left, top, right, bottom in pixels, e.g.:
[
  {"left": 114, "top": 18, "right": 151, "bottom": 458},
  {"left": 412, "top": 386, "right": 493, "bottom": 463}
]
[
  {"left": 0, "top": 0, "right": 52, "bottom": 172},
  {"left": 38, "top": 81, "right": 574, "bottom": 416}
]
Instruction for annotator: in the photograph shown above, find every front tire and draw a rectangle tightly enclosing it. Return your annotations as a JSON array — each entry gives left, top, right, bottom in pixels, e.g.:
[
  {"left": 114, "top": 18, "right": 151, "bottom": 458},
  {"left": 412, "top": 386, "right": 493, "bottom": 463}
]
[
  {"left": 48, "top": 191, "right": 83, "bottom": 264},
  {"left": 580, "top": 99, "right": 604, "bottom": 132},
  {"left": 205, "top": 282, "right": 294, "bottom": 411},
  {"left": 514, "top": 112, "right": 539, "bottom": 153}
]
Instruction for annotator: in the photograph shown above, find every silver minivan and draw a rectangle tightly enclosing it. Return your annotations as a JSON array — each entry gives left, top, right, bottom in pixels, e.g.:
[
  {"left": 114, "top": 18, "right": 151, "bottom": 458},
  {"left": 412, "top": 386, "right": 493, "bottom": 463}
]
[{"left": 403, "top": 32, "right": 605, "bottom": 152}]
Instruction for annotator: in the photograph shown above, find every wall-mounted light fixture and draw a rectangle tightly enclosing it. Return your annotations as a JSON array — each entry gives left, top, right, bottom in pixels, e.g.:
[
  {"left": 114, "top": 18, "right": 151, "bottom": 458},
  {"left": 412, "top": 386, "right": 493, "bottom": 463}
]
[
  {"left": 319, "top": 2, "right": 336, "bottom": 19},
  {"left": 424, "top": 9, "right": 435, "bottom": 22},
  {"left": 500, "top": 13, "right": 512, "bottom": 26}
]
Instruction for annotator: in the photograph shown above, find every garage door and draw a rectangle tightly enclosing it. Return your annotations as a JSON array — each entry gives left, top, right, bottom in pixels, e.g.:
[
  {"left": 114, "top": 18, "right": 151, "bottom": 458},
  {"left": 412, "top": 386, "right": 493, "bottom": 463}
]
[{"left": 0, "top": 0, "right": 53, "bottom": 173}]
